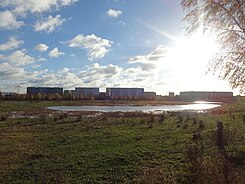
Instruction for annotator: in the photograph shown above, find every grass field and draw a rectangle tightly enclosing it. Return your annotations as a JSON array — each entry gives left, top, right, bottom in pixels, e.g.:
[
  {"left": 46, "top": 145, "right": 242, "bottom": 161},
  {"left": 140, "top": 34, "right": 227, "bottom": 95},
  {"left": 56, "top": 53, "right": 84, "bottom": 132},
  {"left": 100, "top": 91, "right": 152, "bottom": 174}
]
[{"left": 0, "top": 99, "right": 244, "bottom": 183}]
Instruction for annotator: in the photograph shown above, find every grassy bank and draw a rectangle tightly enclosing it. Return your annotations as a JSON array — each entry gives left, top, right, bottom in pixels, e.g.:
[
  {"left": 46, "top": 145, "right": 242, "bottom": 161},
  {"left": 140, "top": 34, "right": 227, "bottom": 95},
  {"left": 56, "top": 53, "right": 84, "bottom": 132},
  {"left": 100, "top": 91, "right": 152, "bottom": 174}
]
[{"left": 0, "top": 99, "right": 244, "bottom": 183}]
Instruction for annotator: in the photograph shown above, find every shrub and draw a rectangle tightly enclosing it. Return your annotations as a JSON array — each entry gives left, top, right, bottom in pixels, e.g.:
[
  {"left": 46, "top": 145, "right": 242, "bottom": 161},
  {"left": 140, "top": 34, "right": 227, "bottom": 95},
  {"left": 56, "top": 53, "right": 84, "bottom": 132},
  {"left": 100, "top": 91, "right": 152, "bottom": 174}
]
[
  {"left": 0, "top": 115, "right": 7, "bottom": 121},
  {"left": 198, "top": 120, "right": 205, "bottom": 130}
]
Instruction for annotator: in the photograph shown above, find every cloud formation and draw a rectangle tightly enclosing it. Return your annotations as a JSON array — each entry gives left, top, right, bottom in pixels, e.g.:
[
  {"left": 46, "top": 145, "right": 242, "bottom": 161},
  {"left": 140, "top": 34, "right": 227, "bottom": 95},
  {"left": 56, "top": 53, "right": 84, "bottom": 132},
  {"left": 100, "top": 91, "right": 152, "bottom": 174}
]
[
  {"left": 0, "top": 62, "right": 27, "bottom": 80},
  {"left": 0, "top": 59, "right": 165, "bottom": 94},
  {"left": 49, "top": 48, "right": 65, "bottom": 57},
  {"left": 34, "top": 43, "right": 49, "bottom": 52},
  {"left": 106, "top": 9, "right": 122, "bottom": 18},
  {"left": 0, "top": 61, "right": 48, "bottom": 94},
  {"left": 26, "top": 63, "right": 149, "bottom": 92},
  {"left": 0, "top": 37, "right": 23, "bottom": 51},
  {"left": 34, "top": 15, "right": 66, "bottom": 33},
  {"left": 0, "top": 0, "right": 78, "bottom": 15},
  {"left": 66, "top": 34, "right": 113, "bottom": 60},
  {"left": 0, "top": 0, "right": 76, "bottom": 31},
  {"left": 29, "top": 68, "right": 83, "bottom": 89},
  {"left": 0, "top": 10, "right": 24, "bottom": 30},
  {"left": 128, "top": 45, "right": 168, "bottom": 71},
  {"left": 0, "top": 50, "right": 35, "bottom": 66}
]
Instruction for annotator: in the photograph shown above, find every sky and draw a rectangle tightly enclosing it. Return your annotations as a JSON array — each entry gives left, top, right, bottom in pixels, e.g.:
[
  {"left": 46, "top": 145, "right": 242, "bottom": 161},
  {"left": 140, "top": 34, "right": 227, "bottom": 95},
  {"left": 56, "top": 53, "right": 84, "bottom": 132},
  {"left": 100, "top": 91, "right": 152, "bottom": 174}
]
[{"left": 0, "top": 0, "right": 237, "bottom": 95}]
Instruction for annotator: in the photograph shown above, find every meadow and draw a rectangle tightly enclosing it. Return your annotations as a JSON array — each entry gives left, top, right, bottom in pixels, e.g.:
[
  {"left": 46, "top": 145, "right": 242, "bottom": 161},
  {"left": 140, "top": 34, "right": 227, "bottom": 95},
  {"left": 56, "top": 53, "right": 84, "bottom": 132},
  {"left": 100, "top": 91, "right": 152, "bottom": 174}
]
[{"left": 0, "top": 99, "right": 244, "bottom": 183}]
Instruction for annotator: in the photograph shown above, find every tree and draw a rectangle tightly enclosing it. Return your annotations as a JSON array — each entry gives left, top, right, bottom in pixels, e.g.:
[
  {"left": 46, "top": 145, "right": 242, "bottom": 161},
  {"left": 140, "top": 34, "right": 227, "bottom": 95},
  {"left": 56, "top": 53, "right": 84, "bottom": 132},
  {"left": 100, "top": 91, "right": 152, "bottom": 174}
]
[
  {"left": 54, "top": 93, "right": 62, "bottom": 100},
  {"left": 181, "top": 0, "right": 245, "bottom": 93},
  {"left": 90, "top": 95, "right": 94, "bottom": 101},
  {"left": 35, "top": 93, "right": 42, "bottom": 100},
  {"left": 79, "top": 93, "right": 84, "bottom": 100}
]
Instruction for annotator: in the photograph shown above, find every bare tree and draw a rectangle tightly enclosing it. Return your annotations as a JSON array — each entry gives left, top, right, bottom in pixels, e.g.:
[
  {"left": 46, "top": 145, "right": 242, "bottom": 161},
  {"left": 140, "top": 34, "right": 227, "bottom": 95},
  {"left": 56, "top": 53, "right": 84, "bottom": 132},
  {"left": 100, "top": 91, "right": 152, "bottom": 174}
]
[{"left": 181, "top": 0, "right": 245, "bottom": 93}]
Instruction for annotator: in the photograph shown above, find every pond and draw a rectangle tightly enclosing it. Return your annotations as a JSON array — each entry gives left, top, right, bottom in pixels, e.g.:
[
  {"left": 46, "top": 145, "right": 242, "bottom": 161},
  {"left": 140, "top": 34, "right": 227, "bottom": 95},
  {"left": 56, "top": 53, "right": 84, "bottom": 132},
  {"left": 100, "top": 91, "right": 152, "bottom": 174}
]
[{"left": 48, "top": 102, "right": 221, "bottom": 112}]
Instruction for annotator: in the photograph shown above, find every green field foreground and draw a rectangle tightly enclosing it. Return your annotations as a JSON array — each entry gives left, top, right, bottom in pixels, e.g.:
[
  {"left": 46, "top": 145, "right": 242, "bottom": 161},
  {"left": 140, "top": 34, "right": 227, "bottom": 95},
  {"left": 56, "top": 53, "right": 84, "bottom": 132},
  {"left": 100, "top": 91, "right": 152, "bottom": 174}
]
[{"left": 0, "top": 99, "right": 244, "bottom": 183}]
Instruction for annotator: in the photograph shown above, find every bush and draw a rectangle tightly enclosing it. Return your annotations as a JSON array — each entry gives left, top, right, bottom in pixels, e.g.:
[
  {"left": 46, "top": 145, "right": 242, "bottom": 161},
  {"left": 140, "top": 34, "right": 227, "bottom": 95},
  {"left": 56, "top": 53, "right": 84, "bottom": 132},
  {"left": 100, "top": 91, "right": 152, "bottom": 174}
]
[
  {"left": 198, "top": 120, "right": 205, "bottom": 130},
  {"left": 0, "top": 115, "right": 7, "bottom": 121}
]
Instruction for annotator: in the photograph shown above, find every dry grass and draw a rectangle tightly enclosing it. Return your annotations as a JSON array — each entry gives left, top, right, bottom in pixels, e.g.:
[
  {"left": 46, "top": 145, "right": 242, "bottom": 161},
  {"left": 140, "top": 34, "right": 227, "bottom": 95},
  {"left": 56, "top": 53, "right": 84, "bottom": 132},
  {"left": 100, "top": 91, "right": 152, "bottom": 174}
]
[{"left": 0, "top": 122, "right": 37, "bottom": 177}]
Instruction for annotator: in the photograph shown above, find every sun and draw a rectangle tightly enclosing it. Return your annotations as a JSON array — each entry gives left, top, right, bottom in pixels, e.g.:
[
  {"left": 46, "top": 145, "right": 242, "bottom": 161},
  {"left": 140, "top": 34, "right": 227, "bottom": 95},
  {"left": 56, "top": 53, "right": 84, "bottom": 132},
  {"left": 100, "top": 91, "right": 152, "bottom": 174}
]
[
  {"left": 171, "top": 31, "right": 220, "bottom": 69},
  {"left": 155, "top": 30, "right": 224, "bottom": 92},
  {"left": 160, "top": 30, "right": 220, "bottom": 84}
]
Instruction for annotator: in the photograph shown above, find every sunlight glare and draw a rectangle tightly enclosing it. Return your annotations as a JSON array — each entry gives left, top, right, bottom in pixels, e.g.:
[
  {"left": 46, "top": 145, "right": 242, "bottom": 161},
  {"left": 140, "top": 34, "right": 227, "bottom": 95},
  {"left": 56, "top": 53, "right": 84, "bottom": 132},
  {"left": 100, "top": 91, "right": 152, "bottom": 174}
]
[
  {"left": 171, "top": 31, "right": 220, "bottom": 69},
  {"left": 156, "top": 30, "right": 222, "bottom": 93},
  {"left": 162, "top": 30, "right": 221, "bottom": 86}
]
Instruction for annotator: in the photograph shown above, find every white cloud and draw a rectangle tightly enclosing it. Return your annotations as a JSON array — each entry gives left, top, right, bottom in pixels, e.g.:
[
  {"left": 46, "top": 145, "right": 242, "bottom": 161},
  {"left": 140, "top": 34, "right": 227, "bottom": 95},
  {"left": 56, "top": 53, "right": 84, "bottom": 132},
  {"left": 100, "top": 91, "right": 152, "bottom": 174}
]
[
  {"left": 66, "top": 34, "right": 113, "bottom": 60},
  {"left": 29, "top": 68, "right": 83, "bottom": 88},
  {"left": 81, "top": 63, "right": 121, "bottom": 78},
  {"left": 81, "top": 65, "right": 121, "bottom": 85},
  {"left": 0, "top": 50, "right": 35, "bottom": 66},
  {"left": 0, "top": 0, "right": 78, "bottom": 15},
  {"left": 34, "top": 15, "right": 66, "bottom": 33},
  {"left": 0, "top": 62, "right": 26, "bottom": 80},
  {"left": 0, "top": 62, "right": 46, "bottom": 81},
  {"left": 69, "top": 54, "right": 76, "bottom": 57},
  {"left": 106, "top": 9, "right": 122, "bottom": 18},
  {"left": 28, "top": 63, "right": 149, "bottom": 92},
  {"left": 0, "top": 37, "right": 23, "bottom": 51},
  {"left": 28, "top": 63, "right": 122, "bottom": 91},
  {"left": 49, "top": 47, "right": 65, "bottom": 57},
  {"left": 78, "top": 63, "right": 154, "bottom": 90},
  {"left": 38, "top": 57, "right": 47, "bottom": 62},
  {"left": 0, "top": 10, "right": 24, "bottom": 30},
  {"left": 0, "top": 62, "right": 48, "bottom": 93},
  {"left": 119, "top": 21, "right": 127, "bottom": 26},
  {"left": 128, "top": 45, "right": 168, "bottom": 71},
  {"left": 0, "top": 60, "right": 159, "bottom": 93},
  {"left": 34, "top": 43, "right": 49, "bottom": 52}
]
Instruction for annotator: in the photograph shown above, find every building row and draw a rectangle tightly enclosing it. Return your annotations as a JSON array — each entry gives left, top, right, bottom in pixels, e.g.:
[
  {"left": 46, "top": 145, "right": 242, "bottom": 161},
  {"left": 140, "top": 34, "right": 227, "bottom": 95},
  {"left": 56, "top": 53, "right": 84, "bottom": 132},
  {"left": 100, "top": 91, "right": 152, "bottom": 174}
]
[
  {"left": 1, "top": 88, "right": 235, "bottom": 102},
  {"left": 179, "top": 91, "right": 234, "bottom": 102},
  {"left": 27, "top": 87, "right": 63, "bottom": 95},
  {"left": 26, "top": 87, "right": 157, "bottom": 100}
]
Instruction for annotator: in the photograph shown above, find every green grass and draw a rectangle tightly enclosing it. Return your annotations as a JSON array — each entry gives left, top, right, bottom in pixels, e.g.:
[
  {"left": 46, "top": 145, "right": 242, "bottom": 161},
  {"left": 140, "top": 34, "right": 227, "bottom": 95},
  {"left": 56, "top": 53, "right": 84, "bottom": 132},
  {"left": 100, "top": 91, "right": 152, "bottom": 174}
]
[{"left": 0, "top": 99, "right": 244, "bottom": 183}]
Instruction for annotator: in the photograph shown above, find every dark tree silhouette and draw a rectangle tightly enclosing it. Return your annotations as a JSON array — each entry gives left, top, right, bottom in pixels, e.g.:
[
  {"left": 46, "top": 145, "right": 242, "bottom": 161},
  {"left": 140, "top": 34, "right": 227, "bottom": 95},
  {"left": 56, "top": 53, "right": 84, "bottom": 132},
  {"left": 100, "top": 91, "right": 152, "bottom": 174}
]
[{"left": 181, "top": 0, "right": 245, "bottom": 93}]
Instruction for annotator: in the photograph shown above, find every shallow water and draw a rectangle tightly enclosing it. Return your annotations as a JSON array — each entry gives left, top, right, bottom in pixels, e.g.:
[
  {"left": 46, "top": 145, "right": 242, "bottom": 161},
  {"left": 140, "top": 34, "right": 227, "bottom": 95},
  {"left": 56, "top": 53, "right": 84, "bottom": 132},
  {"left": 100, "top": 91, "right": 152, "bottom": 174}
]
[{"left": 48, "top": 102, "right": 221, "bottom": 112}]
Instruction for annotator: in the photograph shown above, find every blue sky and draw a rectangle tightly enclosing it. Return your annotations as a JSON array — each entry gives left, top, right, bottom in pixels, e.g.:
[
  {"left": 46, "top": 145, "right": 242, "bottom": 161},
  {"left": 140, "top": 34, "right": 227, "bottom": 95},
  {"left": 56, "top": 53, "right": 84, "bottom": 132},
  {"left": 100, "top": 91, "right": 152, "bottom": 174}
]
[{"left": 0, "top": 0, "right": 236, "bottom": 95}]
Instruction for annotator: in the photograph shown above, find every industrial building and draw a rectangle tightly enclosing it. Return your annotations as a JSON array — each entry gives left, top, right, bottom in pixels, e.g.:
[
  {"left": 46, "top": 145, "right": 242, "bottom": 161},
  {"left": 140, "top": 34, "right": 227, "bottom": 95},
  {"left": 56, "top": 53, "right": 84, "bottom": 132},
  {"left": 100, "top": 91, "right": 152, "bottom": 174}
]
[
  {"left": 27, "top": 87, "right": 63, "bottom": 95},
  {"left": 169, "top": 92, "right": 175, "bottom": 98},
  {"left": 143, "top": 92, "right": 156, "bottom": 100},
  {"left": 106, "top": 88, "right": 144, "bottom": 99},
  {"left": 75, "top": 87, "right": 99, "bottom": 97},
  {"left": 26, "top": 86, "right": 158, "bottom": 100},
  {"left": 179, "top": 91, "right": 233, "bottom": 102}
]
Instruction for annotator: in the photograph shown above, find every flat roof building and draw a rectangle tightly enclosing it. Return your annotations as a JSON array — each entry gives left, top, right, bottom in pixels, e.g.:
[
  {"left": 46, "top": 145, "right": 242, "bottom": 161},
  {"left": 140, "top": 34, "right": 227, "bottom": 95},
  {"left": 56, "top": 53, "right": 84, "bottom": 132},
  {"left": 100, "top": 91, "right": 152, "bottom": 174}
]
[
  {"left": 106, "top": 88, "right": 144, "bottom": 98},
  {"left": 27, "top": 87, "right": 63, "bottom": 95},
  {"left": 75, "top": 87, "right": 99, "bottom": 97},
  {"left": 179, "top": 91, "right": 233, "bottom": 102},
  {"left": 143, "top": 92, "right": 156, "bottom": 100},
  {"left": 169, "top": 92, "right": 174, "bottom": 97}
]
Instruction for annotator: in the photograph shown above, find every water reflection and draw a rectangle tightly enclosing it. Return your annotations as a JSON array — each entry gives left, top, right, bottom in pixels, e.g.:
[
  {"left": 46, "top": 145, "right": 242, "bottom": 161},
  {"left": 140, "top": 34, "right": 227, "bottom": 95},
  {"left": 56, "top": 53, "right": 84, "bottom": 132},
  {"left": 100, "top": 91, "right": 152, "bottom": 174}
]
[{"left": 48, "top": 103, "right": 221, "bottom": 112}]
